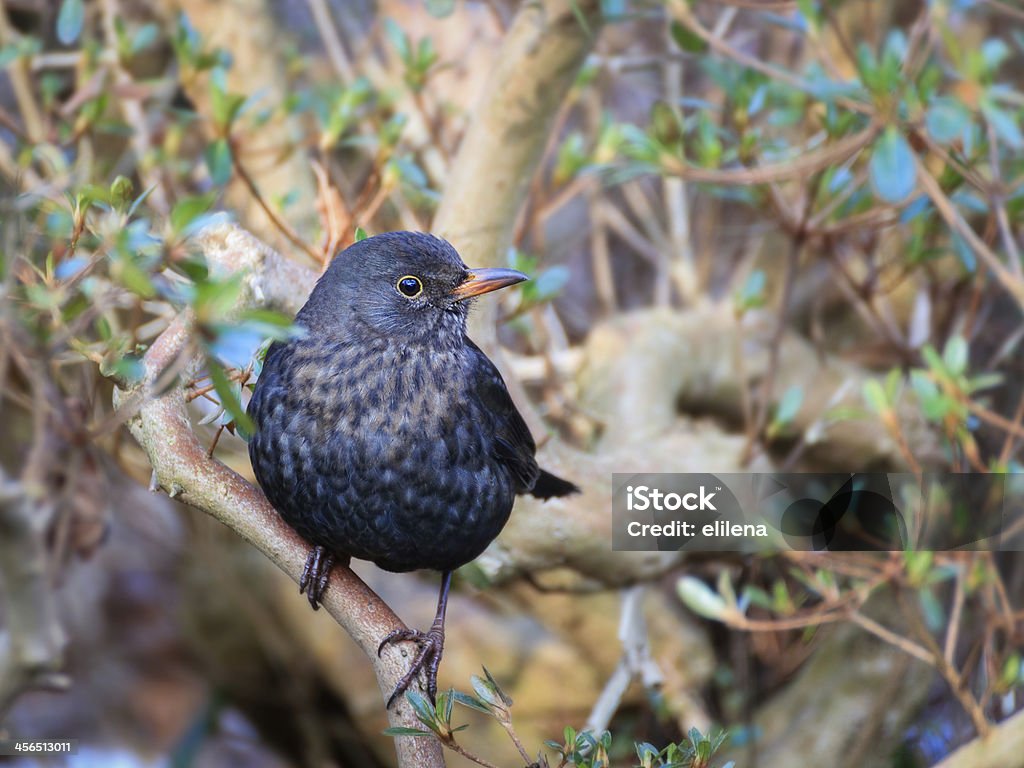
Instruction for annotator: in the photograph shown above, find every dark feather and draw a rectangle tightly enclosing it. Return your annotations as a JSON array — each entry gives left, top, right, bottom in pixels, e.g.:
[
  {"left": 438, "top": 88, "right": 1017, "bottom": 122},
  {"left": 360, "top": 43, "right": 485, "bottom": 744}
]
[
  {"left": 466, "top": 340, "right": 579, "bottom": 499},
  {"left": 530, "top": 469, "right": 580, "bottom": 499}
]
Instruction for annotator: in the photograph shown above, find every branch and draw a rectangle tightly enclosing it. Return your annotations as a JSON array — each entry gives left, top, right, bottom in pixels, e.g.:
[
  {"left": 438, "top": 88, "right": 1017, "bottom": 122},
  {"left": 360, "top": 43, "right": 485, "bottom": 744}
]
[
  {"left": 112, "top": 224, "right": 444, "bottom": 768},
  {"left": 933, "top": 709, "right": 1024, "bottom": 768},
  {"left": 0, "top": 472, "right": 69, "bottom": 721},
  {"left": 915, "top": 155, "right": 1024, "bottom": 312},
  {"left": 661, "top": 126, "right": 879, "bottom": 186},
  {"left": 432, "top": 0, "right": 603, "bottom": 351}
]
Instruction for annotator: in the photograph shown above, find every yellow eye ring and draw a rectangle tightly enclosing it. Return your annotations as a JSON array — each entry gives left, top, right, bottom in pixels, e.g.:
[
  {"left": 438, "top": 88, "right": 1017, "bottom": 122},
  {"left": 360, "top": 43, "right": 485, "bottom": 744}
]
[{"left": 396, "top": 275, "right": 423, "bottom": 298}]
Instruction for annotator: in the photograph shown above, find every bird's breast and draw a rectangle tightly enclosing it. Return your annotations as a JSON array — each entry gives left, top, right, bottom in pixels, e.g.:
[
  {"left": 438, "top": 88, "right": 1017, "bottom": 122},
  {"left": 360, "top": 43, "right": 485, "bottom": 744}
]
[{"left": 248, "top": 337, "right": 515, "bottom": 572}]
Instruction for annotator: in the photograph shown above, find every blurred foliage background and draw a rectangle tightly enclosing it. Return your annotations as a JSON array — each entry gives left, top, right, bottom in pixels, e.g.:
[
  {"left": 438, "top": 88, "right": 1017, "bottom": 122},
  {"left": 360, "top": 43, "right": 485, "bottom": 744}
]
[{"left": 0, "top": 0, "right": 1022, "bottom": 766}]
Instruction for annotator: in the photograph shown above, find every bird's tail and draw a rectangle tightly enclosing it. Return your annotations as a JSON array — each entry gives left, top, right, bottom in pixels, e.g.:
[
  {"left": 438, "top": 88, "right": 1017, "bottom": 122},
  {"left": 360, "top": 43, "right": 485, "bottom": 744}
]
[{"left": 530, "top": 469, "right": 580, "bottom": 499}]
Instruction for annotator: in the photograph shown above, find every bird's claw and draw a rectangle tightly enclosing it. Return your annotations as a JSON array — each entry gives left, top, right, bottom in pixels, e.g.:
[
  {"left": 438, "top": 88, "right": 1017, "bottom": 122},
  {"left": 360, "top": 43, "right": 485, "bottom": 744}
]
[
  {"left": 299, "top": 546, "right": 334, "bottom": 611},
  {"left": 377, "top": 626, "right": 445, "bottom": 708}
]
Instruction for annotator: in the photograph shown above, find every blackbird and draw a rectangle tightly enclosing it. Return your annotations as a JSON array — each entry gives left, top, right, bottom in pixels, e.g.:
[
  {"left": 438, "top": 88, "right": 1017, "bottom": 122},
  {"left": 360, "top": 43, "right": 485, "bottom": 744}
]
[{"left": 247, "top": 231, "right": 578, "bottom": 706}]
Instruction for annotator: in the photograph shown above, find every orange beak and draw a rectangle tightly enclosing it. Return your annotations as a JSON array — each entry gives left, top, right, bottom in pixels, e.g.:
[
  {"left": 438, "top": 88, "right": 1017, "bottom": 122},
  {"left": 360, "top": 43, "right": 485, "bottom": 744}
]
[{"left": 450, "top": 268, "right": 528, "bottom": 301}]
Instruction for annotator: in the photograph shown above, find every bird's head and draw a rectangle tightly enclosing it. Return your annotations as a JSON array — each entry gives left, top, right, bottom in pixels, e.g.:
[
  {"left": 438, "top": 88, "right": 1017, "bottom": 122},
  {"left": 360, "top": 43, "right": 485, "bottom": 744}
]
[{"left": 298, "top": 231, "right": 527, "bottom": 346}]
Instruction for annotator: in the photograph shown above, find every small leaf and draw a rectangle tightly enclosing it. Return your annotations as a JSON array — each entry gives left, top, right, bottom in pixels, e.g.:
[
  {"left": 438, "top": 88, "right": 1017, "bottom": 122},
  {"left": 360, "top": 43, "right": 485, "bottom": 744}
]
[
  {"left": 171, "top": 192, "right": 217, "bottom": 234},
  {"left": 405, "top": 690, "right": 438, "bottom": 728},
  {"left": 57, "top": 0, "right": 85, "bottom": 45},
  {"left": 131, "top": 23, "right": 160, "bottom": 55},
  {"left": 943, "top": 335, "right": 968, "bottom": 376},
  {"left": 862, "top": 379, "right": 889, "bottom": 414},
  {"left": 207, "top": 360, "right": 255, "bottom": 435},
  {"left": 669, "top": 20, "right": 707, "bottom": 53},
  {"left": 735, "top": 269, "right": 766, "bottom": 312},
  {"left": 110, "top": 175, "right": 134, "bottom": 212},
  {"left": 194, "top": 274, "right": 245, "bottom": 322},
  {"left": 869, "top": 126, "right": 916, "bottom": 203},
  {"left": 925, "top": 97, "right": 971, "bottom": 144},
  {"left": 384, "top": 19, "right": 411, "bottom": 65},
  {"left": 204, "top": 138, "right": 233, "bottom": 186},
  {"left": 999, "top": 653, "right": 1021, "bottom": 689},
  {"left": 677, "top": 576, "right": 728, "bottom": 621},
  {"left": 450, "top": 691, "right": 491, "bottom": 714},
  {"left": 424, "top": 0, "right": 455, "bottom": 18},
  {"left": 481, "top": 666, "right": 512, "bottom": 707},
  {"left": 774, "top": 385, "right": 804, "bottom": 426},
  {"left": 981, "top": 99, "right": 1024, "bottom": 149},
  {"left": 354, "top": 226, "right": 369, "bottom": 242}
]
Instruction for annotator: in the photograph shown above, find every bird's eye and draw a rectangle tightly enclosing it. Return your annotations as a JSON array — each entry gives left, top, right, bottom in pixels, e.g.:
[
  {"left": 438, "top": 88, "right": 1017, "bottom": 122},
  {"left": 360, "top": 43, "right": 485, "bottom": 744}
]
[{"left": 396, "top": 275, "right": 423, "bottom": 298}]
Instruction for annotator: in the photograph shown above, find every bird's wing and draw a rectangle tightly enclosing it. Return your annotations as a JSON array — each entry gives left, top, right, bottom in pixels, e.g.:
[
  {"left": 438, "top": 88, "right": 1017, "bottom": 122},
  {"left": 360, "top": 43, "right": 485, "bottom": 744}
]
[{"left": 465, "top": 339, "right": 540, "bottom": 494}]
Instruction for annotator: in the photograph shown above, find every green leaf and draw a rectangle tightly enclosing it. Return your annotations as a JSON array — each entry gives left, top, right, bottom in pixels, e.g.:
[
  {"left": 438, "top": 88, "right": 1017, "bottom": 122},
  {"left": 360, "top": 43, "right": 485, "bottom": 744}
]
[
  {"left": 194, "top": 274, "right": 245, "bottom": 321},
  {"left": 450, "top": 691, "right": 491, "bottom": 714},
  {"left": 925, "top": 97, "right": 971, "bottom": 144},
  {"left": 354, "top": 226, "right": 369, "bottom": 242},
  {"left": 470, "top": 675, "right": 500, "bottom": 708},
  {"left": 110, "top": 253, "right": 156, "bottom": 298},
  {"left": 209, "top": 71, "right": 248, "bottom": 130},
  {"left": 57, "top": 0, "right": 85, "bottom": 45},
  {"left": 384, "top": 19, "right": 411, "bottom": 65},
  {"left": 171, "top": 192, "right": 217, "bottom": 234},
  {"left": 110, "top": 175, "right": 134, "bottom": 212},
  {"left": 862, "top": 379, "right": 889, "bottom": 414},
  {"left": 774, "top": 385, "right": 804, "bottom": 426},
  {"left": 669, "top": 21, "right": 707, "bottom": 53},
  {"left": 943, "top": 335, "right": 968, "bottom": 376},
  {"left": 735, "top": 269, "right": 766, "bottom": 312},
  {"left": 981, "top": 99, "right": 1023, "bottom": 149},
  {"left": 405, "top": 690, "right": 438, "bottom": 727},
  {"left": 478, "top": 666, "right": 512, "bottom": 707},
  {"left": 424, "top": 0, "right": 455, "bottom": 18},
  {"left": 676, "top": 576, "right": 728, "bottom": 621},
  {"left": 869, "top": 126, "right": 916, "bottom": 204},
  {"left": 999, "top": 653, "right": 1021, "bottom": 689},
  {"left": 204, "top": 138, "right": 233, "bottom": 186},
  {"left": 131, "top": 23, "right": 160, "bottom": 55},
  {"left": 127, "top": 183, "right": 158, "bottom": 218},
  {"left": 207, "top": 360, "right": 255, "bottom": 434}
]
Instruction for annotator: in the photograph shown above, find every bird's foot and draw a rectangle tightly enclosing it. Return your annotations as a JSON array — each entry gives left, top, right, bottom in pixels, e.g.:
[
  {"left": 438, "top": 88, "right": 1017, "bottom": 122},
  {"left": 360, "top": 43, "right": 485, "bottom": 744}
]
[
  {"left": 377, "top": 625, "right": 445, "bottom": 708},
  {"left": 298, "top": 546, "right": 334, "bottom": 611}
]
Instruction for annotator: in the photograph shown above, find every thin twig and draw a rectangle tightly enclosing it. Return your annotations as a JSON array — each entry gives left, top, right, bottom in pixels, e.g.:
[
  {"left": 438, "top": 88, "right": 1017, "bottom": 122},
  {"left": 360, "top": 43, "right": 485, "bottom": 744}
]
[
  {"left": 915, "top": 155, "right": 1024, "bottom": 310},
  {"left": 230, "top": 144, "right": 321, "bottom": 263},
  {"left": 661, "top": 126, "right": 879, "bottom": 186},
  {"left": 667, "top": 0, "right": 872, "bottom": 115},
  {"left": 305, "top": 0, "right": 357, "bottom": 82},
  {"left": 943, "top": 563, "right": 965, "bottom": 666},
  {"left": 986, "top": 122, "right": 1022, "bottom": 279}
]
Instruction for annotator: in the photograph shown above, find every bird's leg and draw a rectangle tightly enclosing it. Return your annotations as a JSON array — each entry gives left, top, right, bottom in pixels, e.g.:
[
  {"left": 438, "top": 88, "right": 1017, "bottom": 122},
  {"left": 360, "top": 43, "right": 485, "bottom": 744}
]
[
  {"left": 298, "top": 545, "right": 338, "bottom": 611},
  {"left": 377, "top": 570, "right": 453, "bottom": 707}
]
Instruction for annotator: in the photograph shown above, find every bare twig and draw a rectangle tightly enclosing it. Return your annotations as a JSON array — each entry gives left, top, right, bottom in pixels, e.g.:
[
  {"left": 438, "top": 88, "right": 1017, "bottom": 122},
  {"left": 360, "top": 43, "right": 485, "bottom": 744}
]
[
  {"left": 305, "top": 0, "right": 357, "bottom": 83},
  {"left": 585, "top": 586, "right": 664, "bottom": 734},
  {"left": 981, "top": 0, "right": 1024, "bottom": 23},
  {"left": 660, "top": 126, "right": 879, "bottom": 186},
  {"left": 0, "top": 5, "right": 45, "bottom": 143},
  {"left": 915, "top": 156, "right": 1024, "bottom": 311},
  {"left": 230, "top": 145, "right": 322, "bottom": 263},
  {"left": 667, "top": 0, "right": 872, "bottom": 115},
  {"left": 986, "top": 122, "right": 1022, "bottom": 280}
]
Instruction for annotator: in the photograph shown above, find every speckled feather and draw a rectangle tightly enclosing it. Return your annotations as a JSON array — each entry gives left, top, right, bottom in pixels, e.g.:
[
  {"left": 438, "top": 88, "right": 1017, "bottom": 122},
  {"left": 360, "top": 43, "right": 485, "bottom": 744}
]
[{"left": 246, "top": 232, "right": 576, "bottom": 574}]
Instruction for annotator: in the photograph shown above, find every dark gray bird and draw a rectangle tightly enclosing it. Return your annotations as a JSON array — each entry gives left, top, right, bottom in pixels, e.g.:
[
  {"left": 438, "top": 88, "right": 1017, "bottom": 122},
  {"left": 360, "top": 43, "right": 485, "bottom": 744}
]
[{"left": 246, "top": 231, "right": 578, "bottom": 706}]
